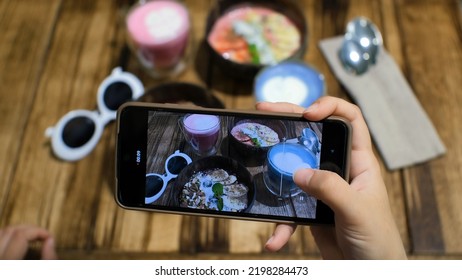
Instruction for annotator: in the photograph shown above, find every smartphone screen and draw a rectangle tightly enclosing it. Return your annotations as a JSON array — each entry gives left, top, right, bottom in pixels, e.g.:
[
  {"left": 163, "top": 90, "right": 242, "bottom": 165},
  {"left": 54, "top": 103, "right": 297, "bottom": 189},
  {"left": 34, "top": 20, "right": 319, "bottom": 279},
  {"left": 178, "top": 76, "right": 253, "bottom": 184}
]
[{"left": 116, "top": 103, "right": 351, "bottom": 225}]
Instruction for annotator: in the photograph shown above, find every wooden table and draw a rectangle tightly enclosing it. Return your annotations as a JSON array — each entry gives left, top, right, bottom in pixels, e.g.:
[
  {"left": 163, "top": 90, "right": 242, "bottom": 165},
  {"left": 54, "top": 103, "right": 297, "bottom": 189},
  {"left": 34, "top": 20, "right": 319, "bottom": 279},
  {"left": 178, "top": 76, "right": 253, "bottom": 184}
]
[{"left": 1, "top": 0, "right": 461, "bottom": 259}]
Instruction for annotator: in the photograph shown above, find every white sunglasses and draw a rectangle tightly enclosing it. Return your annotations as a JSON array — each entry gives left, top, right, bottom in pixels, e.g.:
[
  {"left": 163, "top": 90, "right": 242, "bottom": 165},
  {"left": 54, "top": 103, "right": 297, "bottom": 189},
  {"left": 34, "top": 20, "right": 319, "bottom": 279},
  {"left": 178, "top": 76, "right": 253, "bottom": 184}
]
[
  {"left": 145, "top": 150, "right": 192, "bottom": 204},
  {"left": 45, "top": 67, "right": 144, "bottom": 161}
]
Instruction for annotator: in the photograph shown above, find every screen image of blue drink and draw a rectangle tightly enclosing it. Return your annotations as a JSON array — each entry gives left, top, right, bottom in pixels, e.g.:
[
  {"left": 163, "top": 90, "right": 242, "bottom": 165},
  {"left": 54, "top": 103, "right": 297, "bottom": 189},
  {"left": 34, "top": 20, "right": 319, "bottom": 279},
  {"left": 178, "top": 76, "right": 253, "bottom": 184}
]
[{"left": 265, "top": 142, "right": 319, "bottom": 198}]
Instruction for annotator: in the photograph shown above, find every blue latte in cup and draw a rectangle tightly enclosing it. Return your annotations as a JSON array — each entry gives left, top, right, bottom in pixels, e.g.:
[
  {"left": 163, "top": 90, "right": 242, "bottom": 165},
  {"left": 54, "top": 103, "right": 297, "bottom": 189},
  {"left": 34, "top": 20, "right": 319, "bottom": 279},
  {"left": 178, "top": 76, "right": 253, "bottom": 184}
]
[{"left": 265, "top": 142, "right": 318, "bottom": 198}]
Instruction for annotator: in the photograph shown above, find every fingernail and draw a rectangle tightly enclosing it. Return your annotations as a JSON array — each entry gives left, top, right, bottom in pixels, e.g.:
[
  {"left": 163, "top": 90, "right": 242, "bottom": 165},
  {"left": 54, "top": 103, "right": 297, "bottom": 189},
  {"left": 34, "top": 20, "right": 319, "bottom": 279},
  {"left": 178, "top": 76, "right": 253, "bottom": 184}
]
[
  {"left": 255, "top": 101, "right": 265, "bottom": 109},
  {"left": 304, "top": 102, "right": 319, "bottom": 113},
  {"left": 293, "top": 168, "right": 314, "bottom": 185},
  {"left": 264, "top": 236, "right": 274, "bottom": 250}
]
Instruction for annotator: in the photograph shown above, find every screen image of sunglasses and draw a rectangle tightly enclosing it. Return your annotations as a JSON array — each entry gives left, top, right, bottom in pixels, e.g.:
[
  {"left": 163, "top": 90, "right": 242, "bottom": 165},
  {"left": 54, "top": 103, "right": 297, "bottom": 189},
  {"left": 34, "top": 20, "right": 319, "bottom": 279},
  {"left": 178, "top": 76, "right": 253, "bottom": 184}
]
[
  {"left": 146, "top": 150, "right": 192, "bottom": 204},
  {"left": 45, "top": 67, "right": 144, "bottom": 161}
]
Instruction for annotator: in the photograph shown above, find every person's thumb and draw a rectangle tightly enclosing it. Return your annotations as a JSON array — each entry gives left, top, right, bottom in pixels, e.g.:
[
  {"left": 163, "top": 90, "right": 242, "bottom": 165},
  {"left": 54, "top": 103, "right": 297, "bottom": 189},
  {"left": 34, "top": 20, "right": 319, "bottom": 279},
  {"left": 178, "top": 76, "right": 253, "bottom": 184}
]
[{"left": 293, "top": 168, "right": 353, "bottom": 214}]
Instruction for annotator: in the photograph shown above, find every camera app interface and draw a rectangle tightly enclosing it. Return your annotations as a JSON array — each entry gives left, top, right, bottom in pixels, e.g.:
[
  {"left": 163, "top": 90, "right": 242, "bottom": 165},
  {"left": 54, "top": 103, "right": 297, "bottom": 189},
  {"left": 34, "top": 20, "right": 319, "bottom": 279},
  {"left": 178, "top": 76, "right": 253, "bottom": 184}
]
[{"left": 145, "top": 111, "right": 322, "bottom": 219}]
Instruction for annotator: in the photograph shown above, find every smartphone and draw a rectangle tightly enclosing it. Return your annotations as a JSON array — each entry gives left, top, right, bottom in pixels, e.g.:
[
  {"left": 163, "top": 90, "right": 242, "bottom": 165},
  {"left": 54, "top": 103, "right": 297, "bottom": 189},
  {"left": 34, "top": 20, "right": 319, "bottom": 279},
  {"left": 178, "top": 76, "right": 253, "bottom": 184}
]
[{"left": 115, "top": 102, "right": 351, "bottom": 225}]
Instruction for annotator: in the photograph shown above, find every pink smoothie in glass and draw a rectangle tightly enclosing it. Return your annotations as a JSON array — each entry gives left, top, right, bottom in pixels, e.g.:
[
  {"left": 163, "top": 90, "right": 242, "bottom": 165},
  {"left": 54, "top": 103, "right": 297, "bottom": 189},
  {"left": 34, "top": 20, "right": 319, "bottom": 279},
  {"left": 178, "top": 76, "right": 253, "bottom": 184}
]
[
  {"left": 182, "top": 114, "right": 220, "bottom": 155},
  {"left": 126, "top": 0, "right": 190, "bottom": 71}
]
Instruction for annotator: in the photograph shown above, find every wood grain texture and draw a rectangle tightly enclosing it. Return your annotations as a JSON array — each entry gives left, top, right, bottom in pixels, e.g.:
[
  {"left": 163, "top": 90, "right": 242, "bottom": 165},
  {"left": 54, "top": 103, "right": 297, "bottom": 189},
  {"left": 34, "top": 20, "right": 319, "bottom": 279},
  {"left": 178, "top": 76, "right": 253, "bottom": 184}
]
[
  {"left": 0, "top": 0, "right": 461, "bottom": 259},
  {"left": 0, "top": 0, "right": 62, "bottom": 220},
  {"left": 396, "top": 0, "right": 462, "bottom": 254}
]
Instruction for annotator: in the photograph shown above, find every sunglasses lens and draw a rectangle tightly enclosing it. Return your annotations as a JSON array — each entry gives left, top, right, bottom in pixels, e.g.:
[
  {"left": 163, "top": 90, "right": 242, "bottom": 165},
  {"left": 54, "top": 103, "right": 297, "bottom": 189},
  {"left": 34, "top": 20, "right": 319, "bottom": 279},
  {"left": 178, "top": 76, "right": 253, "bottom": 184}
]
[
  {"left": 62, "top": 116, "right": 96, "bottom": 148},
  {"left": 103, "top": 82, "right": 133, "bottom": 110},
  {"left": 167, "top": 156, "right": 188, "bottom": 175},
  {"left": 146, "top": 175, "right": 164, "bottom": 197}
]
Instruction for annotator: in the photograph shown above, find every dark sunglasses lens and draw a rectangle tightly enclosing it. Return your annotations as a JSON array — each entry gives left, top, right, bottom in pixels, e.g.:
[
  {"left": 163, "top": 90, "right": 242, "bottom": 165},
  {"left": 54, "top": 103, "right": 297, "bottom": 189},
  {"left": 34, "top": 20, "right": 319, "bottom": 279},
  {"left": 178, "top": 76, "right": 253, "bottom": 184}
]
[
  {"left": 167, "top": 156, "right": 188, "bottom": 175},
  {"left": 103, "top": 81, "right": 133, "bottom": 110},
  {"left": 146, "top": 175, "right": 164, "bottom": 197},
  {"left": 62, "top": 116, "right": 96, "bottom": 148}
]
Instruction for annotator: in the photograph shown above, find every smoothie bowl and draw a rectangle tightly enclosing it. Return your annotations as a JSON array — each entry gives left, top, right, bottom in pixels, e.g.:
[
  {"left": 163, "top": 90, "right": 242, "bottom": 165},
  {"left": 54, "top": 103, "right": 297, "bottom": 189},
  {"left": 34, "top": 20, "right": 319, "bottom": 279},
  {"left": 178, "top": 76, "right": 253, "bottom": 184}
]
[
  {"left": 205, "top": 0, "right": 307, "bottom": 80},
  {"left": 264, "top": 142, "right": 318, "bottom": 198},
  {"left": 228, "top": 118, "right": 287, "bottom": 165},
  {"left": 173, "top": 156, "right": 255, "bottom": 213}
]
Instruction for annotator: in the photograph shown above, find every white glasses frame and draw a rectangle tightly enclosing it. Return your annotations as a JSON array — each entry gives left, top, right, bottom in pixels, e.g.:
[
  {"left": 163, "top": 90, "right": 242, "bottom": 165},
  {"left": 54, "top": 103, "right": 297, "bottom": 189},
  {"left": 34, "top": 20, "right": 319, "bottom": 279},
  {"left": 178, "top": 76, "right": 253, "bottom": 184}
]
[
  {"left": 45, "top": 67, "right": 144, "bottom": 161},
  {"left": 145, "top": 150, "right": 192, "bottom": 204}
]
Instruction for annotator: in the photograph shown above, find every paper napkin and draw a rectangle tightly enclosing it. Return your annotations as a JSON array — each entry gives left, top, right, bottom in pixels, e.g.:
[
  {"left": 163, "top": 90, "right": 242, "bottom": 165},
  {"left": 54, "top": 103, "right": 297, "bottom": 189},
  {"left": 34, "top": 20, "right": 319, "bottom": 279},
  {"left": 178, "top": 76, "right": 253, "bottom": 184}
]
[{"left": 319, "top": 36, "right": 446, "bottom": 170}]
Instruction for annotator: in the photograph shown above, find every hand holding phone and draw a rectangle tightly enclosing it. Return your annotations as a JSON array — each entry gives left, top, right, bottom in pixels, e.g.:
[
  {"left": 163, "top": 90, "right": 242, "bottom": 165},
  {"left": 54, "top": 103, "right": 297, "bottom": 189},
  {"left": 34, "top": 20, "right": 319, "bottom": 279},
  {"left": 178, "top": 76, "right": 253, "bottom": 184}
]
[
  {"left": 116, "top": 102, "right": 351, "bottom": 225},
  {"left": 260, "top": 97, "right": 406, "bottom": 259}
]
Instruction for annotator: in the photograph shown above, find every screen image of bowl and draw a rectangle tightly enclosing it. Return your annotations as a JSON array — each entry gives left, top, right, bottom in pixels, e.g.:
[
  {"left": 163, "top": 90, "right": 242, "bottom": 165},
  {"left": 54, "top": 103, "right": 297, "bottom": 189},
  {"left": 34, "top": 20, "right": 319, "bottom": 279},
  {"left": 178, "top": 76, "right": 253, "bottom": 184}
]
[
  {"left": 173, "top": 156, "right": 255, "bottom": 213},
  {"left": 228, "top": 118, "right": 287, "bottom": 166},
  {"left": 265, "top": 142, "right": 318, "bottom": 198},
  {"left": 204, "top": 0, "right": 307, "bottom": 80},
  {"left": 254, "top": 61, "right": 325, "bottom": 108}
]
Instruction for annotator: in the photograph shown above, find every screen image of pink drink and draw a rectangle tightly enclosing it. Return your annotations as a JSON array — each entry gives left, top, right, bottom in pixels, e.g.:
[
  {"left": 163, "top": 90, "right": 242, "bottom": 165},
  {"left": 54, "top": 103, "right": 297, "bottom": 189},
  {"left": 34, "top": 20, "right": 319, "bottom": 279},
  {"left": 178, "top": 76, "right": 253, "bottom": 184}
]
[
  {"left": 183, "top": 114, "right": 220, "bottom": 153},
  {"left": 126, "top": 0, "right": 190, "bottom": 68}
]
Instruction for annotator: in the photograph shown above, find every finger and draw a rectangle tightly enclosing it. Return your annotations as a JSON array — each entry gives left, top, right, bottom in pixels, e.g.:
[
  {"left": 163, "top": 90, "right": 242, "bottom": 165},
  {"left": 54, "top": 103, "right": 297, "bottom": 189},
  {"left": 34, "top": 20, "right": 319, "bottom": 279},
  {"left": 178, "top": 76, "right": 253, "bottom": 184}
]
[
  {"left": 265, "top": 224, "right": 297, "bottom": 252},
  {"left": 41, "top": 237, "right": 58, "bottom": 260},
  {"left": 1, "top": 234, "right": 28, "bottom": 260},
  {"left": 310, "top": 226, "right": 344, "bottom": 259},
  {"left": 303, "top": 96, "right": 372, "bottom": 151},
  {"left": 293, "top": 168, "right": 355, "bottom": 217},
  {"left": 304, "top": 97, "right": 380, "bottom": 178},
  {"left": 13, "top": 226, "right": 51, "bottom": 242},
  {"left": 0, "top": 225, "right": 49, "bottom": 256},
  {"left": 0, "top": 226, "right": 51, "bottom": 260},
  {"left": 255, "top": 102, "right": 304, "bottom": 114},
  {"left": 0, "top": 227, "right": 14, "bottom": 255}
]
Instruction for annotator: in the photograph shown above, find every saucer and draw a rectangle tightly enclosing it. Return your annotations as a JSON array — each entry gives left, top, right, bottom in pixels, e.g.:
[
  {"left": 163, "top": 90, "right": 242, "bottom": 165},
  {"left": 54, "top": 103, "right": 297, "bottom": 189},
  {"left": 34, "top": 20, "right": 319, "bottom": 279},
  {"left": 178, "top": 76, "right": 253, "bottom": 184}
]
[{"left": 254, "top": 61, "right": 325, "bottom": 108}]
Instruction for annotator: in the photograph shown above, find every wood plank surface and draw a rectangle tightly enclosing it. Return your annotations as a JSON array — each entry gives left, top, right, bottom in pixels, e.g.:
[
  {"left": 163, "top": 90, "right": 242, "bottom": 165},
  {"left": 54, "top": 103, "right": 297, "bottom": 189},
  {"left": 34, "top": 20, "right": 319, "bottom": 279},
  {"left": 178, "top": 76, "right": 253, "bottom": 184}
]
[
  {"left": 0, "top": 0, "right": 461, "bottom": 259},
  {"left": 397, "top": 0, "right": 462, "bottom": 254},
  {"left": 0, "top": 0, "right": 62, "bottom": 220}
]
